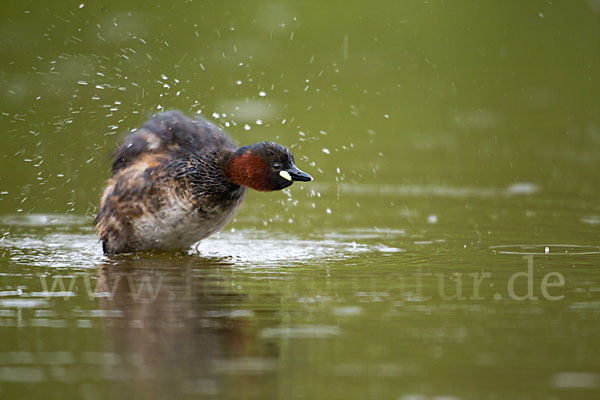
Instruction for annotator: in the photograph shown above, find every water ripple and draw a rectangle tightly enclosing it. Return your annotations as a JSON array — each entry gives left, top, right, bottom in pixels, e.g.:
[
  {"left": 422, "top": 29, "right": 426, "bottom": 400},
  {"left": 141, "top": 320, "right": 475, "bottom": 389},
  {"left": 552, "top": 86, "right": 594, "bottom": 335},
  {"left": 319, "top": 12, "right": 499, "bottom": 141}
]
[
  {"left": 193, "top": 230, "right": 376, "bottom": 266},
  {"left": 490, "top": 244, "right": 600, "bottom": 255}
]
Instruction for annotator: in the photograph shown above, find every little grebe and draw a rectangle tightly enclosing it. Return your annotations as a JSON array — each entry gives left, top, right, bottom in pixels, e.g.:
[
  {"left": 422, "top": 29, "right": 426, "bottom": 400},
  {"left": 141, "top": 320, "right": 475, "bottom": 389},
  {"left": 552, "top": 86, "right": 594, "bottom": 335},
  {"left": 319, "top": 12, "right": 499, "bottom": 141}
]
[{"left": 94, "top": 110, "right": 312, "bottom": 254}]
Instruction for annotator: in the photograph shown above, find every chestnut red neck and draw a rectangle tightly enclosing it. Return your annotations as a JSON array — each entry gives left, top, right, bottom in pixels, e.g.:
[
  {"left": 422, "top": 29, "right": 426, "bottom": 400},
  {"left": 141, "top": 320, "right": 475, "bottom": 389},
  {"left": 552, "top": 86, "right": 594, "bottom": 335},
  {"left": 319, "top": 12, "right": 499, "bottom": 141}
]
[{"left": 225, "top": 151, "right": 272, "bottom": 191}]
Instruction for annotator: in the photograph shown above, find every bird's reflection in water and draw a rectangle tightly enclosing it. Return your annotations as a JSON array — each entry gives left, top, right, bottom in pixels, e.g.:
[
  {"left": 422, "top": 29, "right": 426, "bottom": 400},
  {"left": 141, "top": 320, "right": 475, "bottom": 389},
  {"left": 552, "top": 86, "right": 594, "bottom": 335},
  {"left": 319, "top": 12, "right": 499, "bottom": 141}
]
[{"left": 95, "top": 256, "right": 276, "bottom": 399}]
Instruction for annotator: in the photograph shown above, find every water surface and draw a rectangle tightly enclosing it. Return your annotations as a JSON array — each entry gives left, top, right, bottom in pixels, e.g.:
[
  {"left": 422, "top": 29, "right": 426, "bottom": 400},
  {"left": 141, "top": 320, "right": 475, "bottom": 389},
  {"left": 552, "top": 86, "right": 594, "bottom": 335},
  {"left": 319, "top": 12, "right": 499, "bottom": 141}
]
[{"left": 1, "top": 1, "right": 600, "bottom": 399}]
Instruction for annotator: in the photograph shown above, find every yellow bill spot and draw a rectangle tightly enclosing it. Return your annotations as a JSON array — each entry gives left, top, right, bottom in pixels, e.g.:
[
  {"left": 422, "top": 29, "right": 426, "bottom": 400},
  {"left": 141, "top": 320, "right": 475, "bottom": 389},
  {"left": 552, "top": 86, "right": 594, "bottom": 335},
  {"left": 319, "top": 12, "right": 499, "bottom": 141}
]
[{"left": 279, "top": 170, "right": 292, "bottom": 181}]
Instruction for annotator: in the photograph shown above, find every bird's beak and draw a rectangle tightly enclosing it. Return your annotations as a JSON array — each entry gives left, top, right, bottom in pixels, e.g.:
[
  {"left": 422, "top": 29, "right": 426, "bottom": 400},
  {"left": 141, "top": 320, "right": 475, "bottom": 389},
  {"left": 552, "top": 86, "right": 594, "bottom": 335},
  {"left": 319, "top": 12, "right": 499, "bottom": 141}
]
[{"left": 284, "top": 165, "right": 313, "bottom": 182}]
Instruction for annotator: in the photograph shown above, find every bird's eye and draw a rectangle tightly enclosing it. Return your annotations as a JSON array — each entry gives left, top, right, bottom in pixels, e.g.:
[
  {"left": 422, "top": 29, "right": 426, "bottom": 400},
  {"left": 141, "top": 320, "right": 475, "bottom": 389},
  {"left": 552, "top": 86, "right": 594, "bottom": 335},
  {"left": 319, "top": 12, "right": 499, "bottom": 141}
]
[{"left": 273, "top": 163, "right": 281, "bottom": 170}]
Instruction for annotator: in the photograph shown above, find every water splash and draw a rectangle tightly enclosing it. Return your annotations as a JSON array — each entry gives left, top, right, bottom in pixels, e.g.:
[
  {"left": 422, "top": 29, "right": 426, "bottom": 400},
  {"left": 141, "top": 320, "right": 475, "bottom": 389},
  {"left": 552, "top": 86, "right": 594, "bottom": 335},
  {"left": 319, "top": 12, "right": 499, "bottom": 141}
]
[{"left": 1, "top": 214, "right": 403, "bottom": 269}]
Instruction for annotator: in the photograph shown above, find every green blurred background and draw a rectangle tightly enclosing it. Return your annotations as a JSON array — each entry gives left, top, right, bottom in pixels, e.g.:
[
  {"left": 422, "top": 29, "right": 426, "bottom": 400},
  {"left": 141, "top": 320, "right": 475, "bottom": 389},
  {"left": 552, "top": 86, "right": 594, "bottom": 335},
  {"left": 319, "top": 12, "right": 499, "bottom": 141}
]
[{"left": 2, "top": 0, "right": 599, "bottom": 216}]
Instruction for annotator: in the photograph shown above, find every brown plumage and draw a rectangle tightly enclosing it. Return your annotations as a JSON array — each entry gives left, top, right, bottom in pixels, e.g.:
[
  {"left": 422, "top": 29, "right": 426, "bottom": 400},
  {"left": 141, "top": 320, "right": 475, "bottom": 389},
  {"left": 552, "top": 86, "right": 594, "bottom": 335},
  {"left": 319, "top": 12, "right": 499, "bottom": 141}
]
[{"left": 94, "top": 110, "right": 312, "bottom": 254}]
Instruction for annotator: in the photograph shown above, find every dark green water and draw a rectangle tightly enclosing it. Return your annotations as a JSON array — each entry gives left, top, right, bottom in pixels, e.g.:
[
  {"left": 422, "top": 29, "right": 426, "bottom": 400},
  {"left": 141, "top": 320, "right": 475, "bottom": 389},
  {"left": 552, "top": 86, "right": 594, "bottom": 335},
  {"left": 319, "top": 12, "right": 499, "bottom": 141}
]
[{"left": 1, "top": 1, "right": 600, "bottom": 399}]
